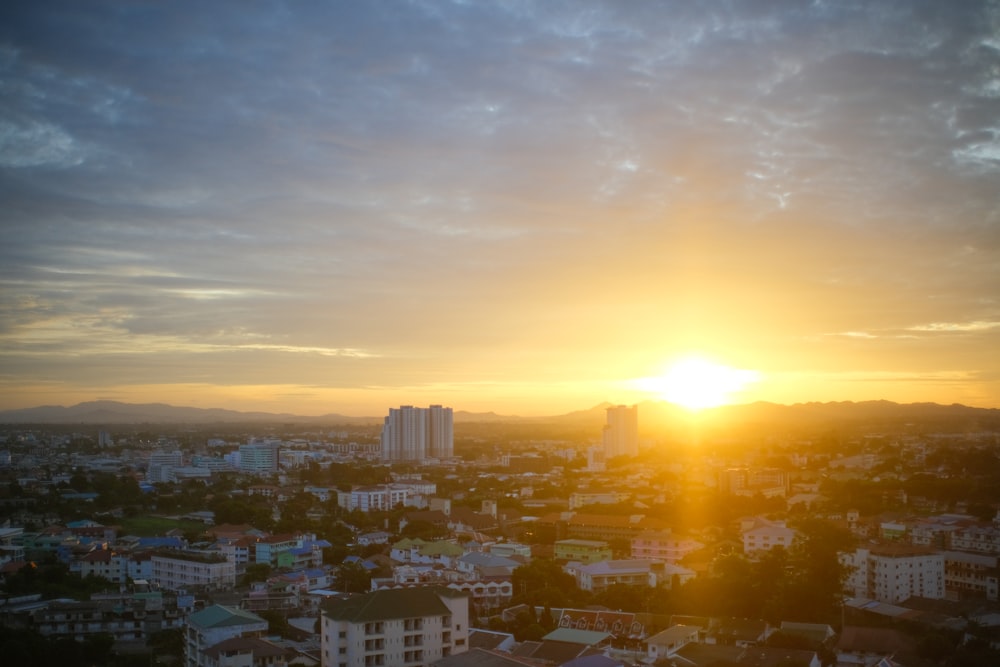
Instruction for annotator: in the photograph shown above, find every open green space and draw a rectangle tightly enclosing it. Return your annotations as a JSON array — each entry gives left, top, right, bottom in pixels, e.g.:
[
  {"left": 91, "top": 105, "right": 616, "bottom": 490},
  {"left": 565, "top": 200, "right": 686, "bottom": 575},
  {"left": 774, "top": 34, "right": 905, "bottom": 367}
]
[{"left": 118, "top": 516, "right": 208, "bottom": 537}]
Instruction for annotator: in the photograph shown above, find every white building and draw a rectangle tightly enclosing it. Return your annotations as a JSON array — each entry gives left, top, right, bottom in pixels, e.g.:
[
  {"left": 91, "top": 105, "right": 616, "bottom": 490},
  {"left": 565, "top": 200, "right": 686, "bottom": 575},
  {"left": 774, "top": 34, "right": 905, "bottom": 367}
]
[
  {"left": 338, "top": 485, "right": 410, "bottom": 512},
  {"left": 741, "top": 517, "right": 797, "bottom": 556},
  {"left": 0, "top": 526, "right": 24, "bottom": 565},
  {"left": 239, "top": 441, "right": 280, "bottom": 474},
  {"left": 842, "top": 545, "right": 945, "bottom": 604},
  {"left": 152, "top": 552, "right": 236, "bottom": 593},
  {"left": 148, "top": 450, "right": 183, "bottom": 483},
  {"left": 572, "top": 559, "right": 696, "bottom": 593},
  {"left": 631, "top": 530, "right": 705, "bottom": 564},
  {"left": 380, "top": 405, "right": 454, "bottom": 462},
  {"left": 320, "top": 587, "right": 469, "bottom": 667},
  {"left": 602, "top": 405, "right": 638, "bottom": 459}
]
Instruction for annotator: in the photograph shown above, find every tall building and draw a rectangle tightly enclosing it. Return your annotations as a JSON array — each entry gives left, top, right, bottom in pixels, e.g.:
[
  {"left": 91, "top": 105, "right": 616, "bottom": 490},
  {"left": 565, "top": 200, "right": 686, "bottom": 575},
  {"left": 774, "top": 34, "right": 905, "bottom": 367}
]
[
  {"left": 381, "top": 405, "right": 453, "bottom": 461},
  {"left": 239, "top": 440, "right": 280, "bottom": 474},
  {"left": 427, "top": 404, "right": 454, "bottom": 459},
  {"left": 602, "top": 405, "right": 638, "bottom": 458}
]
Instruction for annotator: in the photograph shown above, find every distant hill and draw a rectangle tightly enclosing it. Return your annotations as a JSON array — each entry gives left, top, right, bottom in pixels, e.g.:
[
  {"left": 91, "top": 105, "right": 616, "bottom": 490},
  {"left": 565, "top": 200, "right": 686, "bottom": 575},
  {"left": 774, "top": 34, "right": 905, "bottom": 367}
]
[
  {"left": 0, "top": 400, "right": 380, "bottom": 425},
  {"left": 0, "top": 398, "right": 996, "bottom": 429}
]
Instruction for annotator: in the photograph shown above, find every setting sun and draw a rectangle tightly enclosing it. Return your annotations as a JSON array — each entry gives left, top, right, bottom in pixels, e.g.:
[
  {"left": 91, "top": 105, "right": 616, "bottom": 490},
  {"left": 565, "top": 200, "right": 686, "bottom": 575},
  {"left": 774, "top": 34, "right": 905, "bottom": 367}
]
[{"left": 637, "top": 356, "right": 762, "bottom": 411}]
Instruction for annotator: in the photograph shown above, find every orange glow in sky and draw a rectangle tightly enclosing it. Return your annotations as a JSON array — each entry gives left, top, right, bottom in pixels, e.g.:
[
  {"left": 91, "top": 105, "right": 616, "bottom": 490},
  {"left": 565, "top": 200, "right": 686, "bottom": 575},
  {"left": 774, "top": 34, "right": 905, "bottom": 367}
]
[
  {"left": 634, "top": 357, "right": 763, "bottom": 411},
  {"left": 1, "top": 4, "right": 998, "bottom": 417}
]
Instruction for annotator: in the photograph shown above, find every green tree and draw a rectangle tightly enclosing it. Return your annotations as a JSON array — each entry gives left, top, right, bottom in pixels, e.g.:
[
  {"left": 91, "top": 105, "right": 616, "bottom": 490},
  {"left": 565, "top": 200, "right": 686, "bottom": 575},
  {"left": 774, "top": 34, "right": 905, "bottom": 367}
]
[
  {"left": 511, "top": 558, "right": 587, "bottom": 608},
  {"left": 334, "top": 560, "right": 372, "bottom": 593}
]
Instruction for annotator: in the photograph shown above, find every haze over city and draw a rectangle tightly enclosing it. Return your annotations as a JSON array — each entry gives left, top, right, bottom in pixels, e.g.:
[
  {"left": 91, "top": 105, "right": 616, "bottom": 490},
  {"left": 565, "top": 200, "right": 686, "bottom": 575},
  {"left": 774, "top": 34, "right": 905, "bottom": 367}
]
[{"left": 1, "top": 1, "right": 998, "bottom": 416}]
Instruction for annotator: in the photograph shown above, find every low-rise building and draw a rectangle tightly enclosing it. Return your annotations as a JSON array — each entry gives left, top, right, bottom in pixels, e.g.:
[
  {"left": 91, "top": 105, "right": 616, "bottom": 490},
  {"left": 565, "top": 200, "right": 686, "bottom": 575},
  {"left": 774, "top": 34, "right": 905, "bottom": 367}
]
[
  {"left": 320, "top": 587, "right": 470, "bottom": 667},
  {"left": 152, "top": 551, "right": 235, "bottom": 593},
  {"left": 741, "top": 518, "right": 797, "bottom": 556},
  {"left": 185, "top": 604, "right": 268, "bottom": 667},
  {"left": 842, "top": 545, "right": 945, "bottom": 604},
  {"left": 572, "top": 559, "right": 695, "bottom": 593},
  {"left": 631, "top": 530, "right": 704, "bottom": 564},
  {"left": 554, "top": 539, "right": 612, "bottom": 564}
]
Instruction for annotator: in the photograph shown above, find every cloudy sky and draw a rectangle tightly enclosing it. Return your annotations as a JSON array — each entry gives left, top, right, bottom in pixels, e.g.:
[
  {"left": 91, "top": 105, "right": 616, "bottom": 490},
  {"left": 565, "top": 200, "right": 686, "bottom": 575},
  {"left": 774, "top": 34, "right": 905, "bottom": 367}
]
[{"left": 1, "top": 1, "right": 998, "bottom": 416}]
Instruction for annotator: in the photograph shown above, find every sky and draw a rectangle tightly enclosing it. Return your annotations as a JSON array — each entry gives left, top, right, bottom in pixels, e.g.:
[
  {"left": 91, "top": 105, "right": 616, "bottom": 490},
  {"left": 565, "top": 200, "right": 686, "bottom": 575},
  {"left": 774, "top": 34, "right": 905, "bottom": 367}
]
[{"left": 1, "top": 1, "right": 998, "bottom": 416}]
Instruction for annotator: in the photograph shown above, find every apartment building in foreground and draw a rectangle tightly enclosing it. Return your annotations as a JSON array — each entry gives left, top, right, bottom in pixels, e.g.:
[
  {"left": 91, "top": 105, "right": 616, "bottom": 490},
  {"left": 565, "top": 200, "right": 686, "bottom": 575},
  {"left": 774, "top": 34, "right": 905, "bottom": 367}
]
[{"left": 320, "top": 587, "right": 469, "bottom": 667}]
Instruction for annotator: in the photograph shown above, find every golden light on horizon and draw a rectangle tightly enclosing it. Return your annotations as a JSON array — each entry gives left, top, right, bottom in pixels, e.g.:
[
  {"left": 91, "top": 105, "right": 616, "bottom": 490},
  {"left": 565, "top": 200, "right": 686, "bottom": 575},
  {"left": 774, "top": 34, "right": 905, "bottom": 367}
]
[{"left": 636, "top": 355, "right": 762, "bottom": 411}]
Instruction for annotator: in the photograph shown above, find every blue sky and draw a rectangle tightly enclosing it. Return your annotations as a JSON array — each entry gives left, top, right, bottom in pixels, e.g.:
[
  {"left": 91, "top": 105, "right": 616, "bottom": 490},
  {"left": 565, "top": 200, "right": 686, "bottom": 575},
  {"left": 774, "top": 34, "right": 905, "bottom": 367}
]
[{"left": 1, "top": 1, "right": 998, "bottom": 415}]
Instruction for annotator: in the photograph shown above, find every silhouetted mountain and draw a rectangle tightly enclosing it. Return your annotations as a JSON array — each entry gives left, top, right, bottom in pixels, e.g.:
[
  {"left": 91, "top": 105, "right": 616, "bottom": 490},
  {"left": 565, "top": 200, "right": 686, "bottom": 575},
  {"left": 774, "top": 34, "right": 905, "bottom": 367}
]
[
  {"left": 0, "top": 400, "right": 379, "bottom": 425},
  {"left": 0, "top": 398, "right": 995, "bottom": 429}
]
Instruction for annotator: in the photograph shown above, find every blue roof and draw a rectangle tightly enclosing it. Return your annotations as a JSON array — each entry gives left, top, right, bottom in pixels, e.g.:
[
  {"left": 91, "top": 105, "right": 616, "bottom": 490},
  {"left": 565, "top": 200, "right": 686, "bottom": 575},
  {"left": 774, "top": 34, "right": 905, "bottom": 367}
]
[{"left": 138, "top": 537, "right": 184, "bottom": 549}]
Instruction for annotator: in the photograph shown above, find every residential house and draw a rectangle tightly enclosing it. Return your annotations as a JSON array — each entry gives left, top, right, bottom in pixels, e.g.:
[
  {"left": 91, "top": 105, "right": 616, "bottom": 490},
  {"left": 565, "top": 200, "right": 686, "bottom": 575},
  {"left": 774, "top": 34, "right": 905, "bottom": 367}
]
[
  {"left": 646, "top": 625, "right": 700, "bottom": 662},
  {"left": 572, "top": 559, "right": 695, "bottom": 593},
  {"left": 835, "top": 626, "right": 916, "bottom": 667},
  {"left": 741, "top": 518, "right": 797, "bottom": 556}
]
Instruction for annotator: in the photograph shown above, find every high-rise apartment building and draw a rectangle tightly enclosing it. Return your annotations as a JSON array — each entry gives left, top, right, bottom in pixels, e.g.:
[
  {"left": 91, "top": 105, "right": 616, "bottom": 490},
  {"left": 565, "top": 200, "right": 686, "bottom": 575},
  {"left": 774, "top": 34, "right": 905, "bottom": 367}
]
[
  {"left": 381, "top": 405, "right": 453, "bottom": 461},
  {"left": 602, "top": 405, "right": 638, "bottom": 458},
  {"left": 239, "top": 440, "right": 280, "bottom": 474}
]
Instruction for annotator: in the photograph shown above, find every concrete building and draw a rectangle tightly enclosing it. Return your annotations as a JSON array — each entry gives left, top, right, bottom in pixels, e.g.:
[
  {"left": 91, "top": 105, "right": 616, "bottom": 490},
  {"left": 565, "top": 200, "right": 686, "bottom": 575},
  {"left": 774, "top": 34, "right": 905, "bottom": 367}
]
[
  {"left": 842, "top": 545, "right": 945, "bottom": 604},
  {"left": 741, "top": 517, "right": 797, "bottom": 556},
  {"left": 239, "top": 440, "right": 280, "bottom": 475},
  {"left": 631, "top": 530, "right": 705, "bottom": 564},
  {"left": 148, "top": 450, "right": 183, "bottom": 483},
  {"left": 380, "top": 405, "right": 454, "bottom": 462},
  {"left": 942, "top": 551, "right": 999, "bottom": 601},
  {"left": 152, "top": 551, "right": 236, "bottom": 593},
  {"left": 20, "top": 594, "right": 189, "bottom": 651},
  {"left": 338, "top": 485, "right": 410, "bottom": 512},
  {"left": 184, "top": 604, "right": 268, "bottom": 667},
  {"left": 602, "top": 405, "right": 638, "bottom": 459},
  {"left": 320, "top": 587, "right": 469, "bottom": 667},
  {"left": 572, "top": 559, "right": 696, "bottom": 593},
  {"left": 554, "top": 539, "right": 613, "bottom": 564}
]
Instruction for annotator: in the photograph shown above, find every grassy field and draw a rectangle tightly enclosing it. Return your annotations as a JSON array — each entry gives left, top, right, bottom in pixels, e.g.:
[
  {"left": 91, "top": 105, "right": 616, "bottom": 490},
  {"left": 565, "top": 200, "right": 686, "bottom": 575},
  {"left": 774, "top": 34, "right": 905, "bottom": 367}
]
[{"left": 118, "top": 516, "right": 209, "bottom": 537}]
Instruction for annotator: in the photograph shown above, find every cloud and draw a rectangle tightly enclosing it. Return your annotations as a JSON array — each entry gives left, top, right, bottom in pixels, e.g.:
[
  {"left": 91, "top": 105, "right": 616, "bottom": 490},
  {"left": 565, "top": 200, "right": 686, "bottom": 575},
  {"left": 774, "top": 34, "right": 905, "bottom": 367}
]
[{"left": 0, "top": 1, "right": 998, "bottom": 411}]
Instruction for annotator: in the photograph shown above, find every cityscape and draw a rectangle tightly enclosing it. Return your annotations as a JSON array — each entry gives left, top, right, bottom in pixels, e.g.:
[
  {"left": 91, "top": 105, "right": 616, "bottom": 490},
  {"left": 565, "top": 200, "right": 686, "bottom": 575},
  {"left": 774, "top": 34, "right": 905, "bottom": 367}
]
[
  {"left": 1, "top": 399, "right": 1000, "bottom": 666},
  {"left": 2, "top": 2, "right": 1000, "bottom": 667}
]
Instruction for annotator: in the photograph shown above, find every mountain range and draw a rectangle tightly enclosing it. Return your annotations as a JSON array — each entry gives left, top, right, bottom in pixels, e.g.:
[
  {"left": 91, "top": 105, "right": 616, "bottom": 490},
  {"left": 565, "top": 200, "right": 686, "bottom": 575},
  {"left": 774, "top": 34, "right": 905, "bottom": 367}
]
[{"left": 0, "top": 399, "right": 997, "bottom": 430}]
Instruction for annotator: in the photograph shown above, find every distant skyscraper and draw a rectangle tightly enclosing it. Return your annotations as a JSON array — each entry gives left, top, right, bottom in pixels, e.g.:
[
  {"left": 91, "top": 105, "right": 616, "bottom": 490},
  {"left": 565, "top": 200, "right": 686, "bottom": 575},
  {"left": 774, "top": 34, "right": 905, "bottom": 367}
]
[
  {"left": 427, "top": 404, "right": 454, "bottom": 459},
  {"left": 602, "top": 405, "right": 638, "bottom": 458},
  {"left": 381, "top": 405, "right": 454, "bottom": 461},
  {"left": 239, "top": 440, "right": 280, "bottom": 474}
]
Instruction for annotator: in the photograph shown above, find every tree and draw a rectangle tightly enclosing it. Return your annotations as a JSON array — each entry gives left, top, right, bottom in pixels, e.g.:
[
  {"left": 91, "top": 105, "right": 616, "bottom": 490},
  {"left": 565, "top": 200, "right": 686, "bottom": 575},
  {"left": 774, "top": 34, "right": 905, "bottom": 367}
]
[
  {"left": 241, "top": 563, "right": 272, "bottom": 586},
  {"left": 511, "top": 558, "right": 587, "bottom": 608},
  {"left": 334, "top": 560, "right": 372, "bottom": 594}
]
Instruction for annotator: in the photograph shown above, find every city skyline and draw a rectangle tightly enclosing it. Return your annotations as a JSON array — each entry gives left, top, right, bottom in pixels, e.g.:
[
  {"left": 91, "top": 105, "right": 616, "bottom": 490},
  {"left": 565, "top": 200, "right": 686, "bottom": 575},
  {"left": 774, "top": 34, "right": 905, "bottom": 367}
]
[{"left": 1, "top": 2, "right": 998, "bottom": 416}]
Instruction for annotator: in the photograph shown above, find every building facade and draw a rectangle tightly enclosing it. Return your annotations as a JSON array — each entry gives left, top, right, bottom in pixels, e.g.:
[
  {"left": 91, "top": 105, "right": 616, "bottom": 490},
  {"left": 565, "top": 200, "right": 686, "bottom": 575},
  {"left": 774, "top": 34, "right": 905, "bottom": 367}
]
[
  {"left": 152, "top": 552, "right": 236, "bottom": 593},
  {"left": 380, "top": 406, "right": 454, "bottom": 462},
  {"left": 842, "top": 545, "right": 945, "bottom": 604},
  {"left": 631, "top": 530, "right": 705, "bottom": 564},
  {"left": 554, "top": 539, "right": 613, "bottom": 564},
  {"left": 602, "top": 405, "right": 638, "bottom": 459},
  {"left": 185, "top": 604, "right": 268, "bottom": 667},
  {"left": 320, "top": 587, "right": 469, "bottom": 667}
]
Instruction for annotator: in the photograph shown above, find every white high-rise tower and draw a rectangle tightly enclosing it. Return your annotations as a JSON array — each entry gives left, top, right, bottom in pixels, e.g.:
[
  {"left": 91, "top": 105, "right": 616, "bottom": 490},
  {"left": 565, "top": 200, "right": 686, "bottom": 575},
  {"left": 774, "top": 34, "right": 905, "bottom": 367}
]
[
  {"left": 381, "top": 405, "right": 453, "bottom": 462},
  {"left": 602, "top": 405, "right": 638, "bottom": 458}
]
